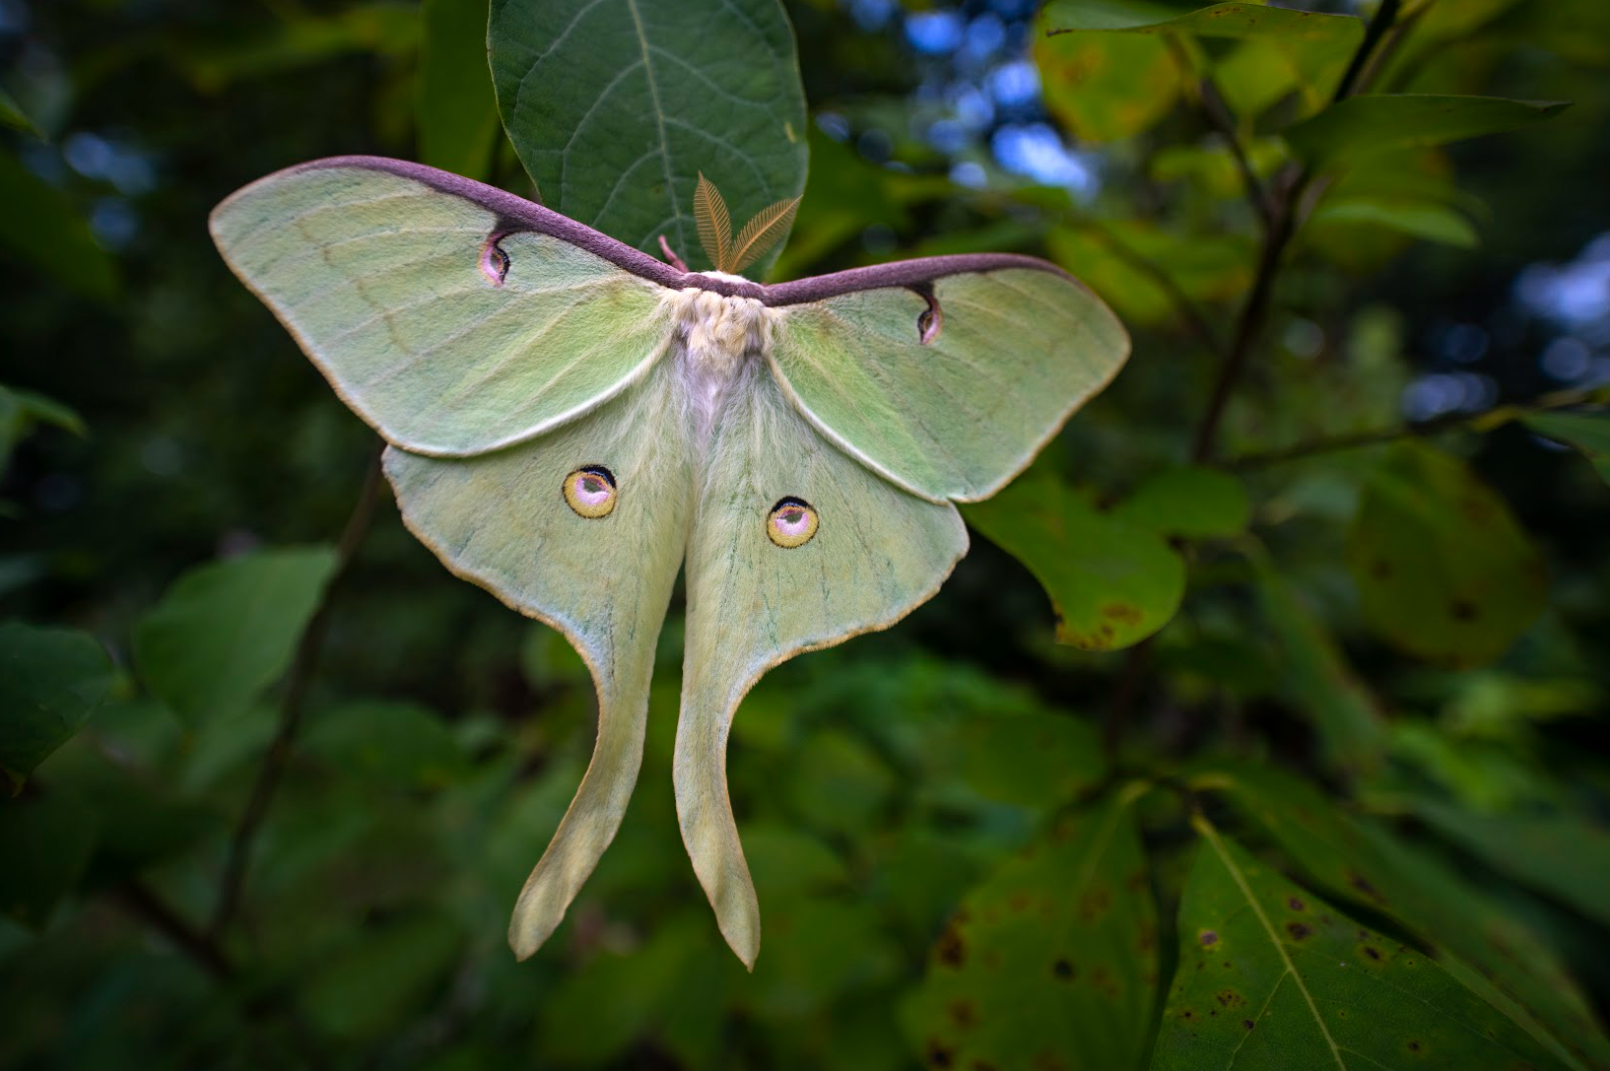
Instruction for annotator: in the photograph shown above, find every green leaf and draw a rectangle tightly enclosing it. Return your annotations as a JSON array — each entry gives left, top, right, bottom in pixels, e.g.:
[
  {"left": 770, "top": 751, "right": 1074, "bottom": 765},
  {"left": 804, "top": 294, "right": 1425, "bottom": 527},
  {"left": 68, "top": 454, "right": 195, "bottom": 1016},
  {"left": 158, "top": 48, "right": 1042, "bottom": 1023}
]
[
  {"left": 1310, "top": 195, "right": 1480, "bottom": 249},
  {"left": 904, "top": 784, "right": 1157, "bottom": 1071},
  {"left": 1153, "top": 818, "right": 1571, "bottom": 1071},
  {"left": 958, "top": 710, "right": 1104, "bottom": 807},
  {"left": 0, "top": 149, "right": 119, "bottom": 302},
  {"left": 0, "top": 385, "right": 85, "bottom": 474},
  {"left": 0, "top": 622, "right": 114, "bottom": 786},
  {"left": 1252, "top": 561, "right": 1386, "bottom": 774},
  {"left": 1345, "top": 443, "right": 1547, "bottom": 667},
  {"left": 417, "top": 0, "right": 500, "bottom": 180},
  {"left": 304, "top": 701, "right": 469, "bottom": 789},
  {"left": 1112, "top": 466, "right": 1250, "bottom": 538},
  {"left": 965, "top": 471, "right": 1185, "bottom": 651},
  {"left": 133, "top": 546, "right": 339, "bottom": 729},
  {"left": 1197, "top": 763, "right": 1610, "bottom": 1071},
  {"left": 1034, "top": 28, "right": 1182, "bottom": 143},
  {"left": 300, "top": 911, "right": 464, "bottom": 1040},
  {"left": 1043, "top": 1, "right": 1361, "bottom": 42},
  {"left": 1040, "top": 2, "right": 1363, "bottom": 115},
  {"left": 1284, "top": 94, "right": 1571, "bottom": 169},
  {"left": 488, "top": 0, "right": 809, "bottom": 276},
  {"left": 1523, "top": 410, "right": 1610, "bottom": 485},
  {"left": 1407, "top": 799, "right": 1610, "bottom": 930},
  {"left": 0, "top": 87, "right": 40, "bottom": 137},
  {"left": 0, "top": 794, "right": 97, "bottom": 929}
]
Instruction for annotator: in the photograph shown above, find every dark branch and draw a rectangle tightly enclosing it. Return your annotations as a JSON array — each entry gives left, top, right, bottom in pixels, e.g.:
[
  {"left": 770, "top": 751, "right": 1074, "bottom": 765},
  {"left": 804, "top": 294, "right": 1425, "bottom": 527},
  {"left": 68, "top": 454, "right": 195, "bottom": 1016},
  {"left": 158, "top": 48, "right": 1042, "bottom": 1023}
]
[
  {"left": 116, "top": 880, "right": 235, "bottom": 980},
  {"left": 1332, "top": 0, "right": 1404, "bottom": 103},
  {"left": 1224, "top": 393, "right": 1608, "bottom": 470},
  {"left": 1188, "top": 0, "right": 1405, "bottom": 464},
  {"left": 210, "top": 446, "right": 386, "bottom": 936}
]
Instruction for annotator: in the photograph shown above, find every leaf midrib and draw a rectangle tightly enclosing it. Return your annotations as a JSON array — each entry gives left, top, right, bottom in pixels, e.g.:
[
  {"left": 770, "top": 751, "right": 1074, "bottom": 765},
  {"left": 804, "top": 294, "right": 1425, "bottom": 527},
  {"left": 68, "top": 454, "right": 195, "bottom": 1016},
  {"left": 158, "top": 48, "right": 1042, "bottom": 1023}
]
[
  {"left": 624, "top": 0, "right": 682, "bottom": 251},
  {"left": 1196, "top": 816, "right": 1348, "bottom": 1071}
]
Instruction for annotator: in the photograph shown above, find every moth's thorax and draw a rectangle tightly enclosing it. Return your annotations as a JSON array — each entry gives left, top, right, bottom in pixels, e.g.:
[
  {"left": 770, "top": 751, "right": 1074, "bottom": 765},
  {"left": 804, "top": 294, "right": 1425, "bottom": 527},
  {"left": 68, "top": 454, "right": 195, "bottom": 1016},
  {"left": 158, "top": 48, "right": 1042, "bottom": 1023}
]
[{"left": 666, "top": 277, "right": 778, "bottom": 442}]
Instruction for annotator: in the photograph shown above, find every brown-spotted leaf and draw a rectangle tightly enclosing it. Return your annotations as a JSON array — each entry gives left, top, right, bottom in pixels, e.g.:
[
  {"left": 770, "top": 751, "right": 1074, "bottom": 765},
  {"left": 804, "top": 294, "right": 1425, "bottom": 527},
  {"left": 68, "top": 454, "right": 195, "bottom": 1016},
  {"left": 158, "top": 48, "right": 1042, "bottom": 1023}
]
[
  {"left": 903, "top": 783, "right": 1157, "bottom": 1071},
  {"left": 1345, "top": 442, "right": 1547, "bottom": 667},
  {"left": 1154, "top": 818, "right": 1572, "bottom": 1071}
]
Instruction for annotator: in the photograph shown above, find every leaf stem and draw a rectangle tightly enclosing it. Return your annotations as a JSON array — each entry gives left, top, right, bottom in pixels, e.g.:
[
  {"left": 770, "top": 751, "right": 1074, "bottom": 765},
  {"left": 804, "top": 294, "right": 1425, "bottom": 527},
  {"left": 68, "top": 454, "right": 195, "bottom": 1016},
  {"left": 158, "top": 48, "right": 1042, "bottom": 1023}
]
[{"left": 209, "top": 446, "right": 385, "bottom": 936}]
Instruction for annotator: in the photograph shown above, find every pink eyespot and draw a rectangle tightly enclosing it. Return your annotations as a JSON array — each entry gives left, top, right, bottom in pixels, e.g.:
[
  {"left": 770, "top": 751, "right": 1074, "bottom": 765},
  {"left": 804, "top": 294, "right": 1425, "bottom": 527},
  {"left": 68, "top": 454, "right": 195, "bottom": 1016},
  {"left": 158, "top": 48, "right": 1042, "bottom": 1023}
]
[
  {"left": 563, "top": 466, "right": 617, "bottom": 518},
  {"left": 766, "top": 496, "right": 818, "bottom": 548}
]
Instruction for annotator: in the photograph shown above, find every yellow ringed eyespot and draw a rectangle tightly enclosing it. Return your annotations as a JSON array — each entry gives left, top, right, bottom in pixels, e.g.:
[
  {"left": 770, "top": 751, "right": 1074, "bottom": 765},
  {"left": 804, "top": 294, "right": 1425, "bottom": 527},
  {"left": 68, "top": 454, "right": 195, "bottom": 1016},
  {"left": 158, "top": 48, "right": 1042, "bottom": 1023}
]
[
  {"left": 563, "top": 465, "right": 617, "bottom": 518},
  {"left": 766, "top": 496, "right": 818, "bottom": 548}
]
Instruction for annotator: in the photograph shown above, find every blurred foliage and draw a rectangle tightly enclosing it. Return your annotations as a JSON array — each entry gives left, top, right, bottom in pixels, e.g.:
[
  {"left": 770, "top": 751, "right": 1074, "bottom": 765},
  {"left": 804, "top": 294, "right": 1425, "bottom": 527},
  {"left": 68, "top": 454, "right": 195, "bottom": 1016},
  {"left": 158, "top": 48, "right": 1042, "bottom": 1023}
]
[{"left": 3, "top": 0, "right": 1610, "bottom": 1069}]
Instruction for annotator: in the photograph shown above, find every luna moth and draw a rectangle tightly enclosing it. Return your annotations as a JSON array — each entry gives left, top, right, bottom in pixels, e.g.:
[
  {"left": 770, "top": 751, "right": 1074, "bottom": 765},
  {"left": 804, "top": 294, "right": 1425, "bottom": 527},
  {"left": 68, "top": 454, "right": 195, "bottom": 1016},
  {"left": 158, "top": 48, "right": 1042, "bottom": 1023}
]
[{"left": 210, "top": 155, "right": 1129, "bottom": 967}]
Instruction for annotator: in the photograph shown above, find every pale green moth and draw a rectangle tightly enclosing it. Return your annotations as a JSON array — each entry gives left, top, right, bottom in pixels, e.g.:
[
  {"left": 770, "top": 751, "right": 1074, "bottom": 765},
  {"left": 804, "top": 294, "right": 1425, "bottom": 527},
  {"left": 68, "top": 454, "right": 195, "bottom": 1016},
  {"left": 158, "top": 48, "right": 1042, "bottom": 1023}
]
[{"left": 210, "top": 156, "right": 1130, "bottom": 967}]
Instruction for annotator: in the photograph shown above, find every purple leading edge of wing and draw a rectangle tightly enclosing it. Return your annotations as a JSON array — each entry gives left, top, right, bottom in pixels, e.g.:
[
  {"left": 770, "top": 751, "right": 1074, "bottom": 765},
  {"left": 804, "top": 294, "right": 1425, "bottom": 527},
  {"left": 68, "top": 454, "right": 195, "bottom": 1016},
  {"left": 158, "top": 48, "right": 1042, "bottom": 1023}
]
[{"left": 286, "top": 155, "right": 1077, "bottom": 305}]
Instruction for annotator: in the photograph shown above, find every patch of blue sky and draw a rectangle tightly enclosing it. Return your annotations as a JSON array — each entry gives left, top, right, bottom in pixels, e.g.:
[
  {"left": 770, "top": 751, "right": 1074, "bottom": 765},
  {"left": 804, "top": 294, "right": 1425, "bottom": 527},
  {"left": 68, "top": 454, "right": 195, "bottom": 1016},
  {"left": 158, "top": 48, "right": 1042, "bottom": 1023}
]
[
  {"left": 906, "top": 10, "right": 965, "bottom": 55},
  {"left": 986, "top": 59, "right": 1039, "bottom": 108},
  {"left": 991, "top": 122, "right": 1099, "bottom": 198}
]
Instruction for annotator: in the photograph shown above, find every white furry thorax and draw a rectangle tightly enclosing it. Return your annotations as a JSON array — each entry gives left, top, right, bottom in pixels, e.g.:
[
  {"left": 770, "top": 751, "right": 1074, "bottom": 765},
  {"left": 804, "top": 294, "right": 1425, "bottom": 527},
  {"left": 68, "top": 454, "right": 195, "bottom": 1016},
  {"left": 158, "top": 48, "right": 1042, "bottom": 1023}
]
[{"left": 663, "top": 273, "right": 777, "bottom": 442}]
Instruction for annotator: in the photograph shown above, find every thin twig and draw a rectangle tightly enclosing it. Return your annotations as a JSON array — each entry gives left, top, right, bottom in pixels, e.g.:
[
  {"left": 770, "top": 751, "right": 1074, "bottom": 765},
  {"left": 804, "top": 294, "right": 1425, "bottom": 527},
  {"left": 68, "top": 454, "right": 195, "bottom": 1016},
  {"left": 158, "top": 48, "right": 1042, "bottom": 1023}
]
[
  {"left": 1225, "top": 394, "right": 1607, "bottom": 470},
  {"left": 210, "top": 446, "right": 386, "bottom": 936},
  {"left": 1331, "top": 0, "right": 1404, "bottom": 103},
  {"left": 1162, "top": 35, "right": 1274, "bottom": 230},
  {"left": 117, "top": 880, "right": 235, "bottom": 980}
]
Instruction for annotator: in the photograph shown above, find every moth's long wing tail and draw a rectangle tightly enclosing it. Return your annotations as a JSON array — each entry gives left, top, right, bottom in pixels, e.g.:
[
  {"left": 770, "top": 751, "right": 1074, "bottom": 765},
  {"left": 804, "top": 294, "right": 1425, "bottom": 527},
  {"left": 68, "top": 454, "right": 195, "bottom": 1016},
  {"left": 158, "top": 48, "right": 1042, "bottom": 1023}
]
[
  {"left": 677, "top": 361, "right": 967, "bottom": 968},
  {"left": 384, "top": 361, "right": 693, "bottom": 959}
]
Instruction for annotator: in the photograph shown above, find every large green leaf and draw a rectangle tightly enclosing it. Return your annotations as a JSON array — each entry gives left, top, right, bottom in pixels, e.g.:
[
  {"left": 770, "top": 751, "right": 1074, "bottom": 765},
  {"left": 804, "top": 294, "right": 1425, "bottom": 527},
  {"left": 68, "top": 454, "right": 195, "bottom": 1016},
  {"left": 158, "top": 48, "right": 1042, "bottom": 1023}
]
[
  {"left": 1523, "top": 411, "right": 1610, "bottom": 485},
  {"left": 1309, "top": 195, "right": 1479, "bottom": 249},
  {"left": 1408, "top": 798, "right": 1610, "bottom": 930},
  {"left": 965, "top": 471, "right": 1185, "bottom": 652},
  {"left": 488, "top": 0, "right": 808, "bottom": 275},
  {"left": 1284, "top": 94, "right": 1571, "bottom": 169},
  {"left": 417, "top": 0, "right": 501, "bottom": 180},
  {"left": 0, "top": 622, "right": 114, "bottom": 786},
  {"left": 904, "top": 784, "right": 1157, "bottom": 1071},
  {"left": 0, "top": 794, "right": 97, "bottom": 929},
  {"left": 1039, "top": 2, "right": 1363, "bottom": 117},
  {"left": 1042, "top": 0, "right": 1360, "bottom": 42},
  {"left": 1345, "top": 443, "right": 1547, "bottom": 667},
  {"left": 1253, "top": 561, "right": 1386, "bottom": 775},
  {"left": 133, "top": 546, "right": 339, "bottom": 729},
  {"left": 1196, "top": 763, "right": 1610, "bottom": 1071},
  {"left": 1153, "top": 818, "right": 1571, "bottom": 1071},
  {"left": 1034, "top": 28, "right": 1182, "bottom": 144},
  {"left": 0, "top": 149, "right": 119, "bottom": 302}
]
